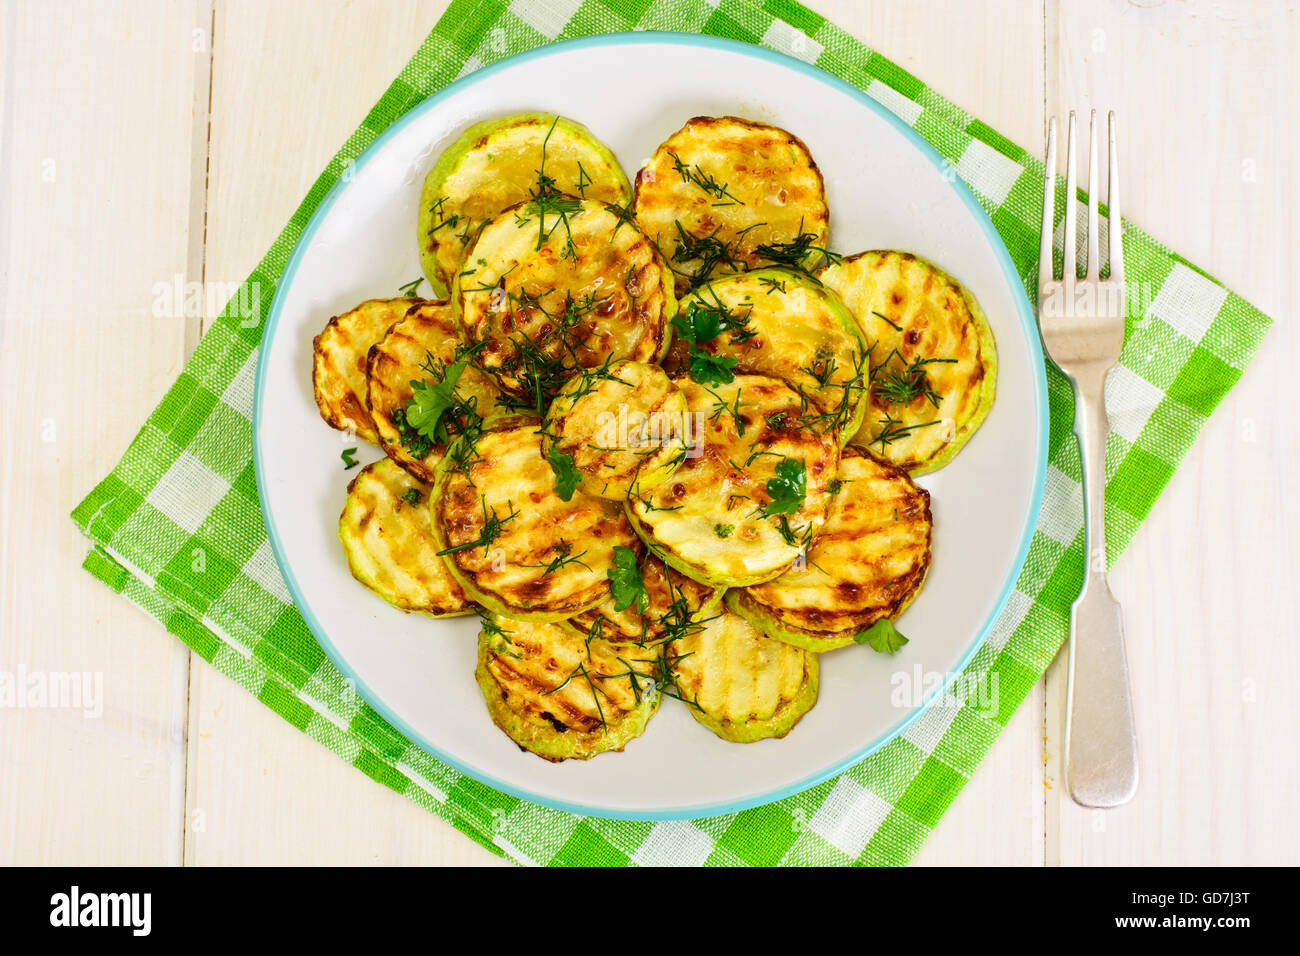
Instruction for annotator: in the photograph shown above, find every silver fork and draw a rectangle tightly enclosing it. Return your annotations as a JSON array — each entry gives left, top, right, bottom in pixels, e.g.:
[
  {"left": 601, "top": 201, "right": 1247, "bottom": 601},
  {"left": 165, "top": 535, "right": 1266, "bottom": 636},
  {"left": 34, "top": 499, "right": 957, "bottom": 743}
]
[{"left": 1039, "top": 110, "right": 1139, "bottom": 808}]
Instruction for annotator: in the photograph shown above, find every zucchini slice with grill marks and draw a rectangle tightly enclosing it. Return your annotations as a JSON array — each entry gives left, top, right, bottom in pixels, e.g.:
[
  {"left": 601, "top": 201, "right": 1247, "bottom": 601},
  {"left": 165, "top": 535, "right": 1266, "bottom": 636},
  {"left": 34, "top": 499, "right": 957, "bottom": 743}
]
[
  {"left": 818, "top": 250, "right": 997, "bottom": 474},
  {"left": 633, "top": 116, "right": 829, "bottom": 293},
  {"left": 476, "top": 616, "right": 659, "bottom": 761},
  {"left": 542, "top": 360, "right": 688, "bottom": 500},
  {"left": 675, "top": 269, "right": 867, "bottom": 443},
  {"left": 338, "top": 457, "right": 472, "bottom": 616},
  {"left": 454, "top": 198, "right": 675, "bottom": 407},
  {"left": 430, "top": 415, "right": 639, "bottom": 621},
  {"left": 668, "top": 608, "right": 818, "bottom": 743},
  {"left": 419, "top": 113, "right": 631, "bottom": 296},
  {"left": 313, "top": 297, "right": 415, "bottom": 443},
  {"left": 563, "top": 550, "right": 722, "bottom": 647},
  {"left": 626, "top": 374, "right": 841, "bottom": 587},
  {"left": 727, "top": 447, "right": 931, "bottom": 651},
  {"left": 366, "top": 299, "right": 502, "bottom": 481}
]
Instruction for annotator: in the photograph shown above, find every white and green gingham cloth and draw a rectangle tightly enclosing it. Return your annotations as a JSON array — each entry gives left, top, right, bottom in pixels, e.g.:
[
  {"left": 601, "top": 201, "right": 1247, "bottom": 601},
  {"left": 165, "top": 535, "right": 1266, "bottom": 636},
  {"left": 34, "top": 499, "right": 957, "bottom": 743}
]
[{"left": 72, "top": 0, "right": 1271, "bottom": 866}]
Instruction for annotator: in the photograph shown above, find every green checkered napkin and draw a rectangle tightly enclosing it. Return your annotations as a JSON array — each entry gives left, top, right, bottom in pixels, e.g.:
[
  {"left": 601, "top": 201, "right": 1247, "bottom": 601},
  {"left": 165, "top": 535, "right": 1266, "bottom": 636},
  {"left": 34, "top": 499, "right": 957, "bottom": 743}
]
[{"left": 72, "top": 0, "right": 1270, "bottom": 866}]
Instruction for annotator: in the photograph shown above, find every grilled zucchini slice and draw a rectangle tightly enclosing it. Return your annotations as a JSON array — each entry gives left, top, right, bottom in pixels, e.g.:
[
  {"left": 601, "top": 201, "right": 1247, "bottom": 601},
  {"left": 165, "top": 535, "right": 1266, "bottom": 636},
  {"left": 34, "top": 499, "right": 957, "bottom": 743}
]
[
  {"left": 563, "top": 550, "right": 722, "bottom": 646},
  {"left": 626, "top": 374, "right": 841, "bottom": 587},
  {"left": 818, "top": 251, "right": 997, "bottom": 474},
  {"left": 476, "top": 616, "right": 659, "bottom": 761},
  {"left": 430, "top": 415, "right": 639, "bottom": 621},
  {"left": 338, "top": 457, "right": 472, "bottom": 616},
  {"left": 675, "top": 269, "right": 867, "bottom": 442},
  {"left": 633, "top": 116, "right": 829, "bottom": 292},
  {"left": 419, "top": 113, "right": 631, "bottom": 296},
  {"left": 366, "top": 300, "right": 502, "bottom": 481},
  {"left": 313, "top": 298, "right": 415, "bottom": 443},
  {"left": 454, "top": 198, "right": 675, "bottom": 406},
  {"left": 669, "top": 608, "right": 818, "bottom": 743},
  {"left": 542, "top": 360, "right": 688, "bottom": 500},
  {"left": 728, "top": 447, "right": 931, "bottom": 651}
]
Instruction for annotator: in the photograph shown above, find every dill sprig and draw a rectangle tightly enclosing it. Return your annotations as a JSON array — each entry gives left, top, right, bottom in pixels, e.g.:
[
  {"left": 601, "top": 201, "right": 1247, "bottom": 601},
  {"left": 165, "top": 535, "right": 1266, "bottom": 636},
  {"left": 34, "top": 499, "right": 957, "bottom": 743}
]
[
  {"left": 691, "top": 284, "right": 757, "bottom": 344},
  {"left": 595, "top": 655, "right": 658, "bottom": 706},
  {"left": 400, "top": 342, "right": 489, "bottom": 456},
  {"left": 543, "top": 661, "right": 608, "bottom": 731},
  {"left": 667, "top": 151, "right": 745, "bottom": 207},
  {"left": 669, "top": 220, "right": 755, "bottom": 288},
  {"left": 517, "top": 539, "right": 589, "bottom": 575},
  {"left": 525, "top": 117, "right": 583, "bottom": 260},
  {"left": 872, "top": 310, "right": 903, "bottom": 332},
  {"left": 754, "top": 230, "right": 841, "bottom": 276},
  {"left": 870, "top": 352, "right": 958, "bottom": 408},
  {"left": 436, "top": 495, "right": 518, "bottom": 556},
  {"left": 791, "top": 349, "right": 868, "bottom": 437},
  {"left": 426, "top": 195, "right": 461, "bottom": 236},
  {"left": 703, "top": 384, "right": 746, "bottom": 437},
  {"left": 869, "top": 412, "right": 942, "bottom": 451},
  {"left": 655, "top": 643, "right": 702, "bottom": 711},
  {"left": 486, "top": 288, "right": 613, "bottom": 416}
]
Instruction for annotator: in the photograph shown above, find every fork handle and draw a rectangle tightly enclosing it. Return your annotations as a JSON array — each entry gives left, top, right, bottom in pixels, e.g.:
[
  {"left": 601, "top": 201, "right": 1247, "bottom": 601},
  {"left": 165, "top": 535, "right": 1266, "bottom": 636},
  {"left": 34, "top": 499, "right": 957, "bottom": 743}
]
[{"left": 1064, "top": 368, "right": 1139, "bottom": 807}]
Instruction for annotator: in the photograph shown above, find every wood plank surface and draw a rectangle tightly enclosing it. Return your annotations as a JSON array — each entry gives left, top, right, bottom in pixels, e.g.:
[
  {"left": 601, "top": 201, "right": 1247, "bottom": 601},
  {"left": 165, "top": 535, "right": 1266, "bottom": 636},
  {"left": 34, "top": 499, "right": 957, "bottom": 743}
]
[{"left": 1, "top": 0, "right": 1294, "bottom": 865}]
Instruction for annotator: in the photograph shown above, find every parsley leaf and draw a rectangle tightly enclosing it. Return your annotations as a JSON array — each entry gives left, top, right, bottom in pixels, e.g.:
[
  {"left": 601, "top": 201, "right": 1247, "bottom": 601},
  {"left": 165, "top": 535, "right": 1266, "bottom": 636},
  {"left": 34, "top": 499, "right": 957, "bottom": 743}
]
[
  {"left": 686, "top": 348, "right": 738, "bottom": 387},
  {"left": 762, "top": 458, "right": 806, "bottom": 516},
  {"left": 671, "top": 299, "right": 745, "bottom": 387},
  {"left": 546, "top": 447, "right": 581, "bottom": 501},
  {"left": 607, "top": 545, "right": 648, "bottom": 614},
  {"left": 671, "top": 301, "right": 725, "bottom": 344},
  {"left": 404, "top": 353, "right": 471, "bottom": 446},
  {"left": 853, "top": 618, "right": 909, "bottom": 655},
  {"left": 713, "top": 523, "right": 734, "bottom": 539},
  {"left": 394, "top": 412, "right": 434, "bottom": 459},
  {"left": 399, "top": 487, "right": 423, "bottom": 506}
]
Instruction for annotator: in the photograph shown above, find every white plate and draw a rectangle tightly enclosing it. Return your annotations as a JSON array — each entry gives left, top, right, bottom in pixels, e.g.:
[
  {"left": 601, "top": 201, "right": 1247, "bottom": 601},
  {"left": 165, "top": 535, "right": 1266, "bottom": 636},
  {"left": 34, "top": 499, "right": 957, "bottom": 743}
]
[{"left": 255, "top": 33, "right": 1047, "bottom": 819}]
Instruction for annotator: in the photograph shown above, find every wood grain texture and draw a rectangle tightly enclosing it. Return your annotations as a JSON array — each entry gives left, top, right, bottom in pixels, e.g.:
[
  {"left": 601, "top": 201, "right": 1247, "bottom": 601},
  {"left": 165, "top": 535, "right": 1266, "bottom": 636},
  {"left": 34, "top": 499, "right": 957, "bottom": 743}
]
[
  {"left": 2, "top": 0, "right": 1295, "bottom": 865},
  {"left": 811, "top": 0, "right": 1050, "bottom": 867},
  {"left": 1044, "top": 0, "right": 1300, "bottom": 865},
  {"left": 0, "top": 0, "right": 203, "bottom": 864},
  {"left": 184, "top": 0, "right": 511, "bottom": 866}
]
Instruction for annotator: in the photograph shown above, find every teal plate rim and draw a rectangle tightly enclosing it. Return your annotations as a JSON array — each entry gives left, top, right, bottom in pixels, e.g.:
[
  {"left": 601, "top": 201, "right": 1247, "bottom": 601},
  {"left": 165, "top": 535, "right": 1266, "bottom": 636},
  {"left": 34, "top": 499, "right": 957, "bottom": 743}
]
[{"left": 254, "top": 31, "right": 1050, "bottom": 822}]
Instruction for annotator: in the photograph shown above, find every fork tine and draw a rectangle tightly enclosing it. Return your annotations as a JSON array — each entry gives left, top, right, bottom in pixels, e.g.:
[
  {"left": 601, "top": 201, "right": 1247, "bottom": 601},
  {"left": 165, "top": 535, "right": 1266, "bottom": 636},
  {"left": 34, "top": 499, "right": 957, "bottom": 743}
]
[
  {"left": 1062, "top": 111, "right": 1078, "bottom": 287},
  {"left": 1039, "top": 117, "right": 1057, "bottom": 285},
  {"left": 1086, "top": 110, "right": 1100, "bottom": 280},
  {"left": 1107, "top": 111, "right": 1123, "bottom": 284}
]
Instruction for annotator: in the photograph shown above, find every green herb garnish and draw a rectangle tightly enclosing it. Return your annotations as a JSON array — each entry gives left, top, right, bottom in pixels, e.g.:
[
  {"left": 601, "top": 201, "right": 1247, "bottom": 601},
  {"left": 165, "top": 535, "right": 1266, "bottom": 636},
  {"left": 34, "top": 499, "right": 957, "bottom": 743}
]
[
  {"left": 403, "top": 349, "right": 477, "bottom": 447},
  {"left": 670, "top": 297, "right": 750, "bottom": 387},
  {"left": 754, "top": 231, "right": 840, "bottom": 275},
  {"left": 870, "top": 412, "right": 941, "bottom": 451},
  {"left": 762, "top": 458, "right": 807, "bottom": 516},
  {"left": 546, "top": 447, "right": 582, "bottom": 501},
  {"left": 686, "top": 350, "right": 738, "bottom": 387},
  {"left": 436, "top": 496, "right": 518, "bottom": 556},
  {"left": 607, "top": 545, "right": 649, "bottom": 615},
  {"left": 426, "top": 196, "right": 460, "bottom": 236},
  {"left": 870, "top": 353, "right": 957, "bottom": 408},
  {"left": 853, "top": 618, "right": 909, "bottom": 655},
  {"left": 518, "top": 539, "right": 589, "bottom": 576},
  {"left": 667, "top": 151, "right": 745, "bottom": 206},
  {"left": 526, "top": 117, "right": 583, "bottom": 260}
]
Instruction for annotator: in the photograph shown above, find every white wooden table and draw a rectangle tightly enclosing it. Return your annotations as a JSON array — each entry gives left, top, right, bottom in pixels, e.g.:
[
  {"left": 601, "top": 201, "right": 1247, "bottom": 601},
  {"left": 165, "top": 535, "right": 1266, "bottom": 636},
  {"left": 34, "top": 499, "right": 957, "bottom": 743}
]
[{"left": 2, "top": 0, "right": 1296, "bottom": 866}]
